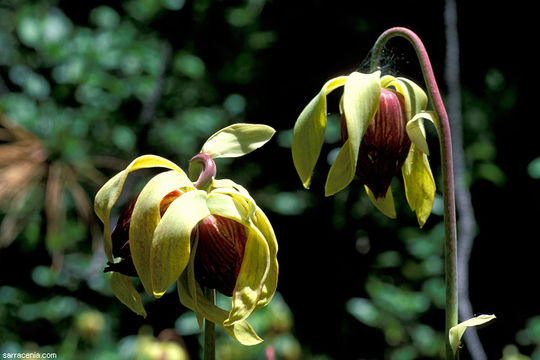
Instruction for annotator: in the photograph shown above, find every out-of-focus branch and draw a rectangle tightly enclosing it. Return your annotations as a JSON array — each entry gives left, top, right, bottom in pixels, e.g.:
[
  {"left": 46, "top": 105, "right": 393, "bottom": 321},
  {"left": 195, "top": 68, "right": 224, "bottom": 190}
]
[{"left": 444, "top": 0, "right": 487, "bottom": 359}]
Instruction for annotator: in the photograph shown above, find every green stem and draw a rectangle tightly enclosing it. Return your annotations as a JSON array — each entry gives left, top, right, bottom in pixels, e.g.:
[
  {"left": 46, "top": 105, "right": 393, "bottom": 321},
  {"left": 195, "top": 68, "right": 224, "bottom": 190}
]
[
  {"left": 370, "top": 27, "right": 458, "bottom": 360},
  {"left": 203, "top": 287, "right": 216, "bottom": 360}
]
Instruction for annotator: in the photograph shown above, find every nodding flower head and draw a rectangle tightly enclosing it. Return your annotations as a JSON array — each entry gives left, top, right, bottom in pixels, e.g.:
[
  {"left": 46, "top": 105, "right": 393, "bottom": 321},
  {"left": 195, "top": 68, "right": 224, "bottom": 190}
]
[
  {"left": 341, "top": 87, "right": 411, "bottom": 199},
  {"left": 95, "top": 124, "right": 278, "bottom": 346},
  {"left": 292, "top": 71, "right": 437, "bottom": 227}
]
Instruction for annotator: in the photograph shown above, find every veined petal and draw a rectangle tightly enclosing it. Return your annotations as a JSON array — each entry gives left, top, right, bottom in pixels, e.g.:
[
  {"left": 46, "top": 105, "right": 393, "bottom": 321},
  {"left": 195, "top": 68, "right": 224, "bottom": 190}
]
[
  {"left": 200, "top": 123, "right": 276, "bottom": 158},
  {"left": 94, "top": 155, "right": 191, "bottom": 262},
  {"left": 251, "top": 206, "right": 278, "bottom": 310},
  {"left": 402, "top": 144, "right": 436, "bottom": 227},
  {"left": 326, "top": 71, "right": 381, "bottom": 196},
  {"left": 406, "top": 111, "right": 437, "bottom": 155},
  {"left": 151, "top": 189, "right": 210, "bottom": 297},
  {"left": 292, "top": 76, "right": 347, "bottom": 189},
  {"left": 224, "top": 224, "right": 270, "bottom": 326},
  {"left": 382, "top": 76, "right": 428, "bottom": 119},
  {"left": 177, "top": 274, "right": 263, "bottom": 345},
  {"left": 449, "top": 315, "right": 496, "bottom": 356},
  {"left": 130, "top": 170, "right": 194, "bottom": 296},
  {"left": 365, "top": 185, "right": 396, "bottom": 219},
  {"left": 109, "top": 272, "right": 147, "bottom": 317}
]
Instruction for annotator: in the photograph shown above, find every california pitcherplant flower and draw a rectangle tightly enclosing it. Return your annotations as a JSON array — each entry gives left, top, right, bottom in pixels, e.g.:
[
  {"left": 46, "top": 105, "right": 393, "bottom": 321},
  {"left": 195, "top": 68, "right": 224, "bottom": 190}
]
[
  {"left": 293, "top": 27, "right": 495, "bottom": 359},
  {"left": 292, "top": 70, "right": 437, "bottom": 226},
  {"left": 94, "top": 123, "right": 278, "bottom": 346}
]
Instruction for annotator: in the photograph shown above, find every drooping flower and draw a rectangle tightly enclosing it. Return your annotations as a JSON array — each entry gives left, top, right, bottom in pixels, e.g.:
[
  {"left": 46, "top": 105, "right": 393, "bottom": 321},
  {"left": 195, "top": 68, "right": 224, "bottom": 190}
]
[
  {"left": 94, "top": 124, "right": 278, "bottom": 345},
  {"left": 292, "top": 70, "right": 437, "bottom": 226}
]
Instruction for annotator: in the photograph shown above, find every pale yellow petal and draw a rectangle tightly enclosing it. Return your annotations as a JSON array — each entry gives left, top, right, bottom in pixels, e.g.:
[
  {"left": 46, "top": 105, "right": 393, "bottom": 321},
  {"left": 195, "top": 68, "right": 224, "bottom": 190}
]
[
  {"left": 130, "top": 170, "right": 194, "bottom": 296},
  {"left": 383, "top": 77, "right": 428, "bottom": 119},
  {"left": 201, "top": 123, "right": 275, "bottom": 158},
  {"left": 206, "top": 190, "right": 255, "bottom": 224},
  {"left": 94, "top": 155, "right": 190, "bottom": 262},
  {"left": 177, "top": 274, "right": 263, "bottom": 345},
  {"left": 325, "top": 71, "right": 381, "bottom": 196},
  {"left": 449, "top": 315, "right": 496, "bottom": 356},
  {"left": 109, "top": 272, "right": 147, "bottom": 317},
  {"left": 292, "top": 76, "right": 347, "bottom": 189},
  {"left": 402, "top": 145, "right": 436, "bottom": 227},
  {"left": 224, "top": 224, "right": 270, "bottom": 326},
  {"left": 406, "top": 110, "right": 438, "bottom": 155},
  {"left": 365, "top": 185, "right": 396, "bottom": 219},
  {"left": 251, "top": 206, "right": 278, "bottom": 309},
  {"left": 151, "top": 189, "right": 210, "bottom": 297}
]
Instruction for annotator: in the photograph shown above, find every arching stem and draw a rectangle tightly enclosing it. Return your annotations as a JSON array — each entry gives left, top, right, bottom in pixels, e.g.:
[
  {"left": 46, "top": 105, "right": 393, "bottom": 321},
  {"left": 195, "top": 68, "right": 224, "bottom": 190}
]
[
  {"left": 370, "top": 27, "right": 458, "bottom": 359},
  {"left": 189, "top": 153, "right": 217, "bottom": 191}
]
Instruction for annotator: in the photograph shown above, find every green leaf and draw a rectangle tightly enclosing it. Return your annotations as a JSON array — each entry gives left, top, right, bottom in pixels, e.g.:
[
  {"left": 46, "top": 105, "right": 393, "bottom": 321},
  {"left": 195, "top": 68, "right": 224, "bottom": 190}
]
[
  {"left": 150, "top": 189, "right": 210, "bottom": 297},
  {"left": 325, "top": 71, "right": 381, "bottom": 196},
  {"left": 292, "top": 76, "right": 347, "bottom": 189},
  {"left": 449, "top": 315, "right": 496, "bottom": 356},
  {"left": 200, "top": 123, "right": 275, "bottom": 158}
]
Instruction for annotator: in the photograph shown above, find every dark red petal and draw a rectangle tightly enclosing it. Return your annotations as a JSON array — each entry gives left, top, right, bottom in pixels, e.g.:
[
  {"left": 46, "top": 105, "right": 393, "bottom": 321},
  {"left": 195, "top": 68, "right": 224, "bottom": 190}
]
[
  {"left": 341, "top": 88, "right": 411, "bottom": 198},
  {"left": 194, "top": 215, "right": 247, "bottom": 296}
]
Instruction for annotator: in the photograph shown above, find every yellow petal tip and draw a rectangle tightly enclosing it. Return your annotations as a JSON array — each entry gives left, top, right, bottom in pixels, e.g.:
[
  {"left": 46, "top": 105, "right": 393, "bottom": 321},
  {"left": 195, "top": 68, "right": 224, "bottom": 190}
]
[{"left": 153, "top": 290, "right": 166, "bottom": 298}]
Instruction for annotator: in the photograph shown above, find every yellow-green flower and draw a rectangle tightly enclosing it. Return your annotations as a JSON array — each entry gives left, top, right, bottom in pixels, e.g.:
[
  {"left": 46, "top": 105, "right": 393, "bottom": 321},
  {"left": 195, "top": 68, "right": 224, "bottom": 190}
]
[
  {"left": 94, "top": 124, "right": 278, "bottom": 345},
  {"left": 292, "top": 71, "right": 436, "bottom": 226}
]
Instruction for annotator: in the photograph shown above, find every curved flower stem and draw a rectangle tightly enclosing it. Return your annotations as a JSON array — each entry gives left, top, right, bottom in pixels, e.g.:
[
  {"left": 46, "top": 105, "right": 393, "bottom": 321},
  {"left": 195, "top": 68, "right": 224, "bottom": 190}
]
[
  {"left": 189, "top": 153, "right": 217, "bottom": 191},
  {"left": 203, "top": 287, "right": 216, "bottom": 360},
  {"left": 370, "top": 27, "right": 458, "bottom": 359}
]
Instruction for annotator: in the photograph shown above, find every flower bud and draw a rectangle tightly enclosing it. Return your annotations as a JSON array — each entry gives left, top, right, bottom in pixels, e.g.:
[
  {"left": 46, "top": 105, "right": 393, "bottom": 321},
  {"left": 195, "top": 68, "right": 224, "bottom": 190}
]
[
  {"left": 194, "top": 215, "right": 247, "bottom": 297},
  {"left": 342, "top": 88, "right": 411, "bottom": 198}
]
